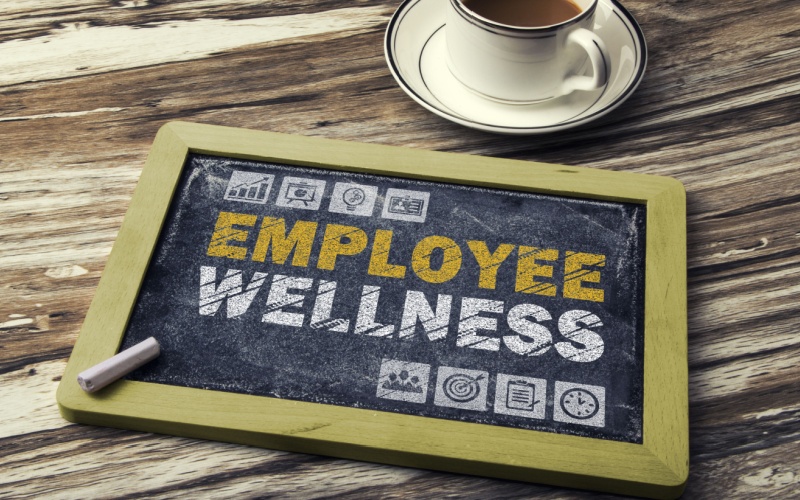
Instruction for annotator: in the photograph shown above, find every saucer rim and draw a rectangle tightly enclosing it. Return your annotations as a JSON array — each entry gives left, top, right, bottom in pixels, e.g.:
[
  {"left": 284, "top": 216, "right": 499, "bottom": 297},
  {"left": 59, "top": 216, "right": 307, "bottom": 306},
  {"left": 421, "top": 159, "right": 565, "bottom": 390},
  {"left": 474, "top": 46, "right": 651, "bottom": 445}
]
[{"left": 384, "top": 0, "right": 648, "bottom": 134}]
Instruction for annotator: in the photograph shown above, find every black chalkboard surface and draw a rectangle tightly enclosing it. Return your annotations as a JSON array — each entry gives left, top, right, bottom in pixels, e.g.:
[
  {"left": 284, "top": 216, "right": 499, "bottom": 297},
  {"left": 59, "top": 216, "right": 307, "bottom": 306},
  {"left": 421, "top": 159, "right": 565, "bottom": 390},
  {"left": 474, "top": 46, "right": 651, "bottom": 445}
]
[
  {"left": 121, "top": 153, "right": 646, "bottom": 443},
  {"left": 58, "top": 122, "right": 687, "bottom": 498}
]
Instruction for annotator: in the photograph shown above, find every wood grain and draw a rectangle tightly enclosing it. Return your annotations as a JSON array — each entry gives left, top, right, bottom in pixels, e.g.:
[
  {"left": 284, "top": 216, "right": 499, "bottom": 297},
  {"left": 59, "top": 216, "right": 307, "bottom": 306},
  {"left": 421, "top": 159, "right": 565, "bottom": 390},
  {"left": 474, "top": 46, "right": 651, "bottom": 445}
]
[{"left": 1, "top": 0, "right": 798, "bottom": 498}]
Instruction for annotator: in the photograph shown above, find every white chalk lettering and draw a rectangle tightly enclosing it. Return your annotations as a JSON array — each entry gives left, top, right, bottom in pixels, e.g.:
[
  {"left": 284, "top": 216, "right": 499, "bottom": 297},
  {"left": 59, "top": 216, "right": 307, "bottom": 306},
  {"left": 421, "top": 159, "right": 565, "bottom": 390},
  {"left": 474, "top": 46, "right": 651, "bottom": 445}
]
[
  {"left": 503, "top": 303, "right": 553, "bottom": 356},
  {"left": 399, "top": 291, "right": 452, "bottom": 341},
  {"left": 354, "top": 285, "right": 395, "bottom": 337},
  {"left": 310, "top": 279, "right": 350, "bottom": 332},
  {"left": 457, "top": 298, "right": 503, "bottom": 351},
  {"left": 199, "top": 266, "right": 267, "bottom": 317},
  {"left": 555, "top": 310, "right": 605, "bottom": 362},
  {"left": 262, "top": 274, "right": 313, "bottom": 327},
  {"left": 195, "top": 266, "right": 605, "bottom": 362}
]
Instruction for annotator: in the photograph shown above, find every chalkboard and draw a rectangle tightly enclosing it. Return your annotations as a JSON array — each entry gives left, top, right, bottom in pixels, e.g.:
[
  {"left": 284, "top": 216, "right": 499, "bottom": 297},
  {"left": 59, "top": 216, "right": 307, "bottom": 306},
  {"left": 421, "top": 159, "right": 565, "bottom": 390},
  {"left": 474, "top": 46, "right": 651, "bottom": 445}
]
[
  {"left": 121, "top": 153, "right": 646, "bottom": 443},
  {"left": 58, "top": 122, "right": 688, "bottom": 499}
]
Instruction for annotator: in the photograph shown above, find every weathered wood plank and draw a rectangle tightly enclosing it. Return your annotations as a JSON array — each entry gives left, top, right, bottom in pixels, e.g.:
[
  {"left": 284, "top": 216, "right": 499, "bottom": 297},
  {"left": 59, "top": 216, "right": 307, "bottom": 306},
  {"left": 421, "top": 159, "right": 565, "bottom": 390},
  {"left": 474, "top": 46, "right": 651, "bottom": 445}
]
[
  {"left": 0, "top": 361, "right": 68, "bottom": 439},
  {"left": 0, "top": 6, "right": 392, "bottom": 87}
]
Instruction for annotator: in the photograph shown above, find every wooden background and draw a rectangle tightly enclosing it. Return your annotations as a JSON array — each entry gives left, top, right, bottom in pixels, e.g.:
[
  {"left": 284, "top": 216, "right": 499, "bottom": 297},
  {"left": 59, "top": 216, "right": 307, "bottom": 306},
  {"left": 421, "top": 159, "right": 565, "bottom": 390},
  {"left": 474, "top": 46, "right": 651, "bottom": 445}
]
[{"left": 1, "top": 0, "right": 798, "bottom": 498}]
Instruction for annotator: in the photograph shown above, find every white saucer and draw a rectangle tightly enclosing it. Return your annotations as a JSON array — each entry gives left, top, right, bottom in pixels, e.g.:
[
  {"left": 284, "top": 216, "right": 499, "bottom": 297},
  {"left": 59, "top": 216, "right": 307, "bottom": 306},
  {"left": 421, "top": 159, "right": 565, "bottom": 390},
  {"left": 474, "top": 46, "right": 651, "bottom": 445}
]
[{"left": 384, "top": 0, "right": 647, "bottom": 135}]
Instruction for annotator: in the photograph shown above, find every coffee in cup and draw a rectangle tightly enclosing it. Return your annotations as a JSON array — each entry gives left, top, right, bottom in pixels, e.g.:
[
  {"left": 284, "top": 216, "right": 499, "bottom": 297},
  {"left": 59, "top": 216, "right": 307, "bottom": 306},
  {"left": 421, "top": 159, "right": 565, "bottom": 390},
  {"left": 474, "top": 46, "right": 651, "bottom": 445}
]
[
  {"left": 461, "top": 0, "right": 583, "bottom": 28},
  {"left": 445, "top": 0, "right": 610, "bottom": 103}
]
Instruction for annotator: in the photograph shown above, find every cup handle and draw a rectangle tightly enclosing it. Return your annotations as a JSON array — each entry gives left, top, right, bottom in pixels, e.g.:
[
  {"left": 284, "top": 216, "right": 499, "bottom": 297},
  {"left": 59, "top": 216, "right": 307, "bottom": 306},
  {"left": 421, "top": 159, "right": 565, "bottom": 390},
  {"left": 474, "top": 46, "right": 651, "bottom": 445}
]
[{"left": 562, "top": 28, "right": 610, "bottom": 94}]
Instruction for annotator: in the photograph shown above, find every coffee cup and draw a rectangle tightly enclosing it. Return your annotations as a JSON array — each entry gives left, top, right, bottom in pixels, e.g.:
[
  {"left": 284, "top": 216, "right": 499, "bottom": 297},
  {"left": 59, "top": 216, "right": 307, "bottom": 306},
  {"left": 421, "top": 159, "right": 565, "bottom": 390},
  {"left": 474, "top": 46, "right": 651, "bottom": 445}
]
[{"left": 445, "top": 0, "right": 610, "bottom": 103}]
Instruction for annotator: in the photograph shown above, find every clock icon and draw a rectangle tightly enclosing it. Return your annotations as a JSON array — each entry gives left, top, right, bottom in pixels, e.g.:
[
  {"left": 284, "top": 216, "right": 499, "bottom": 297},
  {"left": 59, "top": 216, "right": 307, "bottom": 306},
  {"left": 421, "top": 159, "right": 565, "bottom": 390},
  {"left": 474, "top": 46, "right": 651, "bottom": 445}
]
[{"left": 560, "top": 388, "right": 600, "bottom": 420}]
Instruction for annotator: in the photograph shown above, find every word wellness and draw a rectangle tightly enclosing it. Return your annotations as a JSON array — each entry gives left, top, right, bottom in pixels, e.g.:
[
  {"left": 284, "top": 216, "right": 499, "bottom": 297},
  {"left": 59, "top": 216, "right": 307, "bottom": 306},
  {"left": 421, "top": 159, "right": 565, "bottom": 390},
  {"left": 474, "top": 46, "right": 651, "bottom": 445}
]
[{"left": 199, "top": 266, "right": 605, "bottom": 362}]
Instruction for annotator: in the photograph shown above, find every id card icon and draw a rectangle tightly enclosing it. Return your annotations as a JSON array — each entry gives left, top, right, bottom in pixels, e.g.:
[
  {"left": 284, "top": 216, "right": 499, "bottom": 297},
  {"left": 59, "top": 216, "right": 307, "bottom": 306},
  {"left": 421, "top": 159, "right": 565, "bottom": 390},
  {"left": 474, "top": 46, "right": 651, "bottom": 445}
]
[{"left": 381, "top": 188, "right": 430, "bottom": 223}]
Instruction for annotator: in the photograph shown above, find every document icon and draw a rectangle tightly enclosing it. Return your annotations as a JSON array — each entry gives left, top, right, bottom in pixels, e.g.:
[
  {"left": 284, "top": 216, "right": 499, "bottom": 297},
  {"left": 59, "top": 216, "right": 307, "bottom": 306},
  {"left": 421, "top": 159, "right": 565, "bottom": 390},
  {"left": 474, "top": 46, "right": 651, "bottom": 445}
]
[
  {"left": 493, "top": 374, "right": 546, "bottom": 419},
  {"left": 506, "top": 380, "right": 536, "bottom": 411}
]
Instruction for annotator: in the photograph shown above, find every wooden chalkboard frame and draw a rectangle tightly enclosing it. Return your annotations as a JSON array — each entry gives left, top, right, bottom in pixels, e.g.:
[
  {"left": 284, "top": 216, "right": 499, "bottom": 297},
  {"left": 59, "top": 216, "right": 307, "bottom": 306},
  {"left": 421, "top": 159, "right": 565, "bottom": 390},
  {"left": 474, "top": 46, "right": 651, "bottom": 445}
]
[{"left": 57, "top": 121, "right": 688, "bottom": 499}]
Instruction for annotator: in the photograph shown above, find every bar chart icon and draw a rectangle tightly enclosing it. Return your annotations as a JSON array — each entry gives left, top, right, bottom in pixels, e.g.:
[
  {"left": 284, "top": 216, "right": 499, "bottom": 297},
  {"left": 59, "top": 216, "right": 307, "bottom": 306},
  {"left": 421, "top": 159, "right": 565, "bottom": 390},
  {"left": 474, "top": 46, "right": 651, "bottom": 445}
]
[{"left": 224, "top": 171, "right": 274, "bottom": 204}]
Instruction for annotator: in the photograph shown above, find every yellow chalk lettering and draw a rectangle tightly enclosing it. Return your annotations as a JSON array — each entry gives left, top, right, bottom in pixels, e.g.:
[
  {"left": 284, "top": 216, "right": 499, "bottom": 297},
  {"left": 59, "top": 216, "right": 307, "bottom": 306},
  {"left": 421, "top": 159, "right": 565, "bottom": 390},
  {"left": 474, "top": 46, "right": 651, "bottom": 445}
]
[
  {"left": 412, "top": 235, "right": 462, "bottom": 284},
  {"left": 317, "top": 224, "right": 368, "bottom": 271},
  {"left": 467, "top": 241, "right": 515, "bottom": 290},
  {"left": 515, "top": 246, "right": 558, "bottom": 296},
  {"left": 563, "top": 251, "right": 606, "bottom": 302},
  {"left": 368, "top": 229, "right": 407, "bottom": 279},
  {"left": 206, "top": 211, "right": 257, "bottom": 260},
  {"left": 252, "top": 217, "right": 317, "bottom": 267}
]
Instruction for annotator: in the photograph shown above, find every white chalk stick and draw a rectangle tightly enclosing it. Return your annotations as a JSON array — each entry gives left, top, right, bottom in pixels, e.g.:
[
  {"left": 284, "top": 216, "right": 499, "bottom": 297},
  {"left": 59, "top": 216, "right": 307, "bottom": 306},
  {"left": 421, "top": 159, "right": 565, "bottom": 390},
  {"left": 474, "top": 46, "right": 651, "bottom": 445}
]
[{"left": 77, "top": 337, "right": 160, "bottom": 393}]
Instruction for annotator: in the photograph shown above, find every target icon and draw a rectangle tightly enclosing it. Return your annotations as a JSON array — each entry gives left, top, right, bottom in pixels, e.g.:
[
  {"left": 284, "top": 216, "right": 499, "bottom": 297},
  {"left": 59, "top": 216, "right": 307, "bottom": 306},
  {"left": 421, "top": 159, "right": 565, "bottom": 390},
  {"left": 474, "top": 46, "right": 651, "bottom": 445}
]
[
  {"left": 434, "top": 367, "right": 489, "bottom": 411},
  {"left": 443, "top": 373, "right": 484, "bottom": 403}
]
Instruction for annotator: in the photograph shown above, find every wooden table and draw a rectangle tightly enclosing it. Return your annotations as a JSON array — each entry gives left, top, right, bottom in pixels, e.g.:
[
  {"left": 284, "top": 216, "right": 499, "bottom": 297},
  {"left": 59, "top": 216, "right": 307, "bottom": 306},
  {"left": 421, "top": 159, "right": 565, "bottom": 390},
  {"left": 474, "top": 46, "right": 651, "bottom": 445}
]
[{"left": 1, "top": 0, "right": 798, "bottom": 497}]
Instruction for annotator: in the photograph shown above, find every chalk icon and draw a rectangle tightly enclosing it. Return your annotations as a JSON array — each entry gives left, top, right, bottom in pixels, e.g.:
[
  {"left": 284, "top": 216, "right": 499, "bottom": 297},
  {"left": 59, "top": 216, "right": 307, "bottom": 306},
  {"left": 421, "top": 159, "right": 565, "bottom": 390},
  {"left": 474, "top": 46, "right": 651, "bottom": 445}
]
[
  {"left": 493, "top": 374, "right": 546, "bottom": 419},
  {"left": 433, "top": 366, "right": 488, "bottom": 411},
  {"left": 376, "top": 359, "right": 431, "bottom": 404},
  {"left": 507, "top": 381, "right": 536, "bottom": 410},
  {"left": 381, "top": 188, "right": 430, "bottom": 223},
  {"left": 343, "top": 188, "right": 365, "bottom": 209},
  {"left": 553, "top": 381, "right": 606, "bottom": 427},
  {"left": 276, "top": 176, "right": 326, "bottom": 210},
  {"left": 223, "top": 171, "right": 274, "bottom": 205},
  {"left": 328, "top": 182, "right": 378, "bottom": 216}
]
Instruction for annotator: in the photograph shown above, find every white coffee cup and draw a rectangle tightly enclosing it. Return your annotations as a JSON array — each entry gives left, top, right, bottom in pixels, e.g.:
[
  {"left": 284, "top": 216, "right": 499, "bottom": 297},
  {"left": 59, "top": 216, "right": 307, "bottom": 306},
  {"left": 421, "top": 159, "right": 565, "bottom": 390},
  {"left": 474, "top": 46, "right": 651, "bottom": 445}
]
[{"left": 445, "top": 0, "right": 610, "bottom": 103}]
